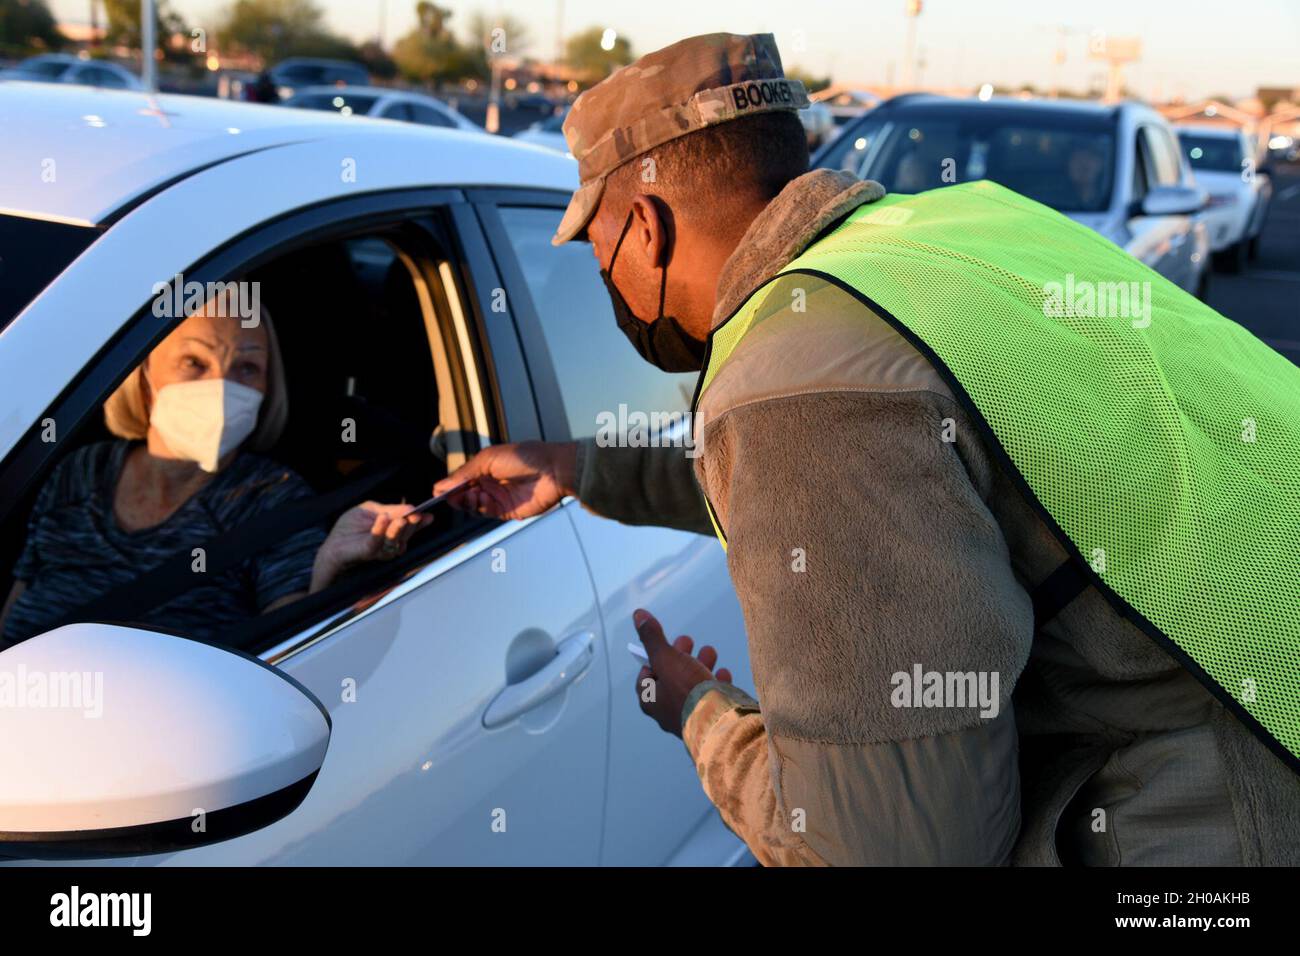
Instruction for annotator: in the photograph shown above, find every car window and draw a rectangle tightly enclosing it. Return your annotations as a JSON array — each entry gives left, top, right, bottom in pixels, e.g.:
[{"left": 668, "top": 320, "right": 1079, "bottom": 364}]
[
  {"left": 1178, "top": 132, "right": 1245, "bottom": 173},
  {"left": 815, "top": 114, "right": 887, "bottom": 175},
  {"left": 1132, "top": 131, "right": 1151, "bottom": 200},
  {"left": 0, "top": 217, "right": 484, "bottom": 653},
  {"left": 276, "top": 65, "right": 322, "bottom": 83},
  {"left": 18, "top": 59, "right": 72, "bottom": 79},
  {"left": 496, "top": 206, "right": 696, "bottom": 442},
  {"left": 1142, "top": 127, "right": 1182, "bottom": 186},
  {"left": 819, "top": 108, "right": 1117, "bottom": 212},
  {"left": 77, "top": 66, "right": 126, "bottom": 88},
  {"left": 538, "top": 109, "right": 569, "bottom": 133},
  {"left": 406, "top": 103, "right": 456, "bottom": 128},
  {"left": 0, "top": 214, "right": 100, "bottom": 331},
  {"left": 380, "top": 101, "right": 412, "bottom": 121}
]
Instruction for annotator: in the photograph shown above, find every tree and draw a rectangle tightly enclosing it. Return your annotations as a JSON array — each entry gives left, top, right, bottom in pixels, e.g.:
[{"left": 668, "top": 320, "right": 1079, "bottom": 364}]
[
  {"left": 216, "top": 0, "right": 357, "bottom": 65},
  {"left": 392, "top": 2, "right": 483, "bottom": 86},
  {"left": 785, "top": 67, "right": 831, "bottom": 96},
  {"left": 0, "top": 0, "right": 64, "bottom": 52},
  {"left": 465, "top": 10, "right": 530, "bottom": 60},
  {"left": 102, "top": 0, "right": 187, "bottom": 51},
  {"left": 356, "top": 39, "right": 396, "bottom": 80},
  {"left": 564, "top": 26, "right": 632, "bottom": 80}
]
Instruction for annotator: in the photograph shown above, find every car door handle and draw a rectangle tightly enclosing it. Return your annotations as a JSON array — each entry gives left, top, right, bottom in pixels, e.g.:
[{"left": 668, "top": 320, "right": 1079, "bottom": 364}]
[{"left": 482, "top": 632, "right": 596, "bottom": 729}]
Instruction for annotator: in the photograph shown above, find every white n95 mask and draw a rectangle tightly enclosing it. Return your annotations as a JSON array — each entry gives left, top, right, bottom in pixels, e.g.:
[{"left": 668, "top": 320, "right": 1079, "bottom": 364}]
[{"left": 148, "top": 378, "right": 264, "bottom": 473}]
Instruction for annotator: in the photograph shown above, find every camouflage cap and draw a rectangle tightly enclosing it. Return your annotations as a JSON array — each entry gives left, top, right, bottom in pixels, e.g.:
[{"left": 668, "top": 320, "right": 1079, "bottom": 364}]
[{"left": 551, "top": 32, "right": 808, "bottom": 245}]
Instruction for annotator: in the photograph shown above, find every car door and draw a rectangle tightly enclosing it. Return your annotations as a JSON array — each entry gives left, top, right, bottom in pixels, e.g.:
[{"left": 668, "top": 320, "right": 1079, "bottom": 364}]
[
  {"left": 1130, "top": 125, "right": 1192, "bottom": 287},
  {"left": 474, "top": 193, "right": 755, "bottom": 866},
  {"left": 192, "top": 514, "right": 609, "bottom": 866},
  {"left": 0, "top": 185, "right": 610, "bottom": 865},
  {"left": 1148, "top": 124, "right": 1198, "bottom": 289}
]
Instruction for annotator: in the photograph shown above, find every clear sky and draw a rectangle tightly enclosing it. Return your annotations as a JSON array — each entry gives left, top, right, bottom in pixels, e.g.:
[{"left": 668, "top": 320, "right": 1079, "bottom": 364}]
[{"left": 50, "top": 0, "right": 1300, "bottom": 100}]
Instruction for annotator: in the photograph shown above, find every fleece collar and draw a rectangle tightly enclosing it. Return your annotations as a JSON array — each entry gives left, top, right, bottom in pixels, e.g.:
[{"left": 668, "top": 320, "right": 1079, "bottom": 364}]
[{"left": 712, "top": 169, "right": 886, "bottom": 327}]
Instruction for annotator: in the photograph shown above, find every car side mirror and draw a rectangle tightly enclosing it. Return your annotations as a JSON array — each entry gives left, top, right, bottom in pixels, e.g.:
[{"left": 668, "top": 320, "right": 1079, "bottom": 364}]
[
  {"left": 0, "top": 623, "right": 330, "bottom": 859},
  {"left": 1137, "top": 184, "right": 1206, "bottom": 218}
]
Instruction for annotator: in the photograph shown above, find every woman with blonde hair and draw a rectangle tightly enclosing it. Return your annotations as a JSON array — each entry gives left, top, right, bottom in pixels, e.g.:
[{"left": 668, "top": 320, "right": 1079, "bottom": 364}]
[{"left": 0, "top": 294, "right": 427, "bottom": 645}]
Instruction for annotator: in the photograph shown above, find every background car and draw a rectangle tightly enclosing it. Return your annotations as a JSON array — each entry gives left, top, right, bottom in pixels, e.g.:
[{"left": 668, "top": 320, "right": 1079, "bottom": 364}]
[
  {"left": 1176, "top": 124, "right": 1273, "bottom": 272},
  {"left": 798, "top": 99, "right": 838, "bottom": 150},
  {"left": 815, "top": 94, "right": 1211, "bottom": 297},
  {"left": 0, "top": 82, "right": 751, "bottom": 866},
  {"left": 817, "top": 88, "right": 885, "bottom": 130},
  {"left": 0, "top": 53, "right": 143, "bottom": 90},
  {"left": 513, "top": 107, "right": 570, "bottom": 152},
  {"left": 268, "top": 57, "right": 370, "bottom": 100},
  {"left": 285, "top": 85, "right": 482, "bottom": 132}
]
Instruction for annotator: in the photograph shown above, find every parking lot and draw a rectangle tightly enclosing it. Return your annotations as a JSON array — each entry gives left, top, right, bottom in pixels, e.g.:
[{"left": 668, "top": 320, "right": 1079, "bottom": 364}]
[{"left": 1207, "top": 163, "right": 1300, "bottom": 364}]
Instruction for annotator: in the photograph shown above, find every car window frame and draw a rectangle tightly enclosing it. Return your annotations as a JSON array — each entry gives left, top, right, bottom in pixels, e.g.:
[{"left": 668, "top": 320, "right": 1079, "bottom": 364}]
[
  {"left": 1131, "top": 128, "right": 1152, "bottom": 202},
  {"left": 468, "top": 189, "right": 576, "bottom": 443},
  {"left": 405, "top": 102, "right": 457, "bottom": 128},
  {"left": 379, "top": 100, "right": 412, "bottom": 122},
  {"left": 0, "top": 188, "right": 542, "bottom": 655},
  {"left": 1139, "top": 124, "right": 1180, "bottom": 188}
]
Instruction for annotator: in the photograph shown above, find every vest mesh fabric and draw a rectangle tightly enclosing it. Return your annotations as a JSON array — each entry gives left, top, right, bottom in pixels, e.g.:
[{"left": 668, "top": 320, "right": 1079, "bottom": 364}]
[{"left": 697, "top": 180, "right": 1300, "bottom": 767}]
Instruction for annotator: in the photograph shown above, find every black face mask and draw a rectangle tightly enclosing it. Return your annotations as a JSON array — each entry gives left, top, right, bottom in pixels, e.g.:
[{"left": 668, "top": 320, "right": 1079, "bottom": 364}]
[{"left": 599, "top": 210, "right": 707, "bottom": 373}]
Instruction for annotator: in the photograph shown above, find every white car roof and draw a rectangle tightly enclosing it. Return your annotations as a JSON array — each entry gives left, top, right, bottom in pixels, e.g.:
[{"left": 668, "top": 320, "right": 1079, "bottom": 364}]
[{"left": 0, "top": 82, "right": 576, "bottom": 226}]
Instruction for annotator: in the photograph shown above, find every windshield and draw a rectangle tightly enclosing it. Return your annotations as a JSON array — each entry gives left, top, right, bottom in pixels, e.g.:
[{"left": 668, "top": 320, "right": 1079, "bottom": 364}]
[
  {"left": 288, "top": 92, "right": 379, "bottom": 115},
  {"left": 816, "top": 105, "right": 1119, "bottom": 213},
  {"left": 14, "top": 59, "right": 72, "bottom": 79},
  {"left": 1178, "top": 133, "right": 1244, "bottom": 173},
  {"left": 537, "top": 109, "right": 569, "bottom": 132},
  {"left": 0, "top": 214, "right": 101, "bottom": 331},
  {"left": 276, "top": 64, "right": 367, "bottom": 86}
]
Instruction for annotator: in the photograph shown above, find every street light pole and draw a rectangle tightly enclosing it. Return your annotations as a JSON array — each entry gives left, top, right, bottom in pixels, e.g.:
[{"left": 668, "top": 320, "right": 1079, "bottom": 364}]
[
  {"left": 902, "top": 0, "right": 922, "bottom": 91},
  {"left": 141, "top": 0, "right": 157, "bottom": 91}
]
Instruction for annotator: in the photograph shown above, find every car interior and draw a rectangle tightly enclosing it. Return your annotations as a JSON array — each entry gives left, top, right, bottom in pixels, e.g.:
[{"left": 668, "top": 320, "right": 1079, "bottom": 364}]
[{"left": 0, "top": 223, "right": 495, "bottom": 654}]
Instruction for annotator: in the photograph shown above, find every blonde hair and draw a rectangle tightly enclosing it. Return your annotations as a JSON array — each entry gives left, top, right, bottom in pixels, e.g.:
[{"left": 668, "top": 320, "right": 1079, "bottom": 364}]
[{"left": 103, "top": 305, "right": 290, "bottom": 452}]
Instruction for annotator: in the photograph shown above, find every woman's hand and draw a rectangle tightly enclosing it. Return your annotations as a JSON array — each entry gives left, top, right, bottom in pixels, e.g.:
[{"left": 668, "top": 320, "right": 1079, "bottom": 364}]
[{"left": 310, "top": 502, "right": 432, "bottom": 593}]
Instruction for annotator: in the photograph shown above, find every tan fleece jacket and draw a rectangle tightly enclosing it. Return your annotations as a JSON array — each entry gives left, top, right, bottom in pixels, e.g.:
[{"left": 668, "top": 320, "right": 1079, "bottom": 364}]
[{"left": 576, "top": 170, "right": 1300, "bottom": 866}]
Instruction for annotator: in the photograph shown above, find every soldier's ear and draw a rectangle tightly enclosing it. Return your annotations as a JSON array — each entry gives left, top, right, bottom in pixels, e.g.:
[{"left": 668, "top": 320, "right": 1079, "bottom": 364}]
[{"left": 630, "top": 193, "right": 673, "bottom": 269}]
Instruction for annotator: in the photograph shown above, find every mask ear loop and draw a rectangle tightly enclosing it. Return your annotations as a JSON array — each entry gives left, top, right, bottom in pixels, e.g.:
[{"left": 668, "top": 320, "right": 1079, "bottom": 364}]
[
  {"left": 657, "top": 248, "right": 668, "bottom": 320},
  {"left": 654, "top": 202, "right": 674, "bottom": 320},
  {"left": 608, "top": 209, "right": 635, "bottom": 277}
]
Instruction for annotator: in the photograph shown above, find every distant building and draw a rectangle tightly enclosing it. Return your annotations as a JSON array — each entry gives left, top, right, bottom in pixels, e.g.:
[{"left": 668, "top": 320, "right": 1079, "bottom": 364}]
[{"left": 1159, "top": 99, "right": 1261, "bottom": 132}]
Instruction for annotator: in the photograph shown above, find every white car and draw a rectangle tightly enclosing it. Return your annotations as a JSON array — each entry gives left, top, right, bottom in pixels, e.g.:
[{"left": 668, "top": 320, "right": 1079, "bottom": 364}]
[
  {"left": 1176, "top": 125, "right": 1273, "bottom": 272},
  {"left": 284, "top": 85, "right": 482, "bottom": 133},
  {"left": 0, "top": 53, "right": 143, "bottom": 91},
  {"left": 0, "top": 82, "right": 752, "bottom": 866},
  {"left": 818, "top": 96, "right": 1212, "bottom": 298},
  {"left": 514, "top": 108, "right": 570, "bottom": 153}
]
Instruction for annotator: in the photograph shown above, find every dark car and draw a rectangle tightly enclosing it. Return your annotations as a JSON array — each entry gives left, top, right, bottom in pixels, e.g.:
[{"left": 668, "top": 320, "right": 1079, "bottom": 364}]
[{"left": 268, "top": 58, "right": 370, "bottom": 100}]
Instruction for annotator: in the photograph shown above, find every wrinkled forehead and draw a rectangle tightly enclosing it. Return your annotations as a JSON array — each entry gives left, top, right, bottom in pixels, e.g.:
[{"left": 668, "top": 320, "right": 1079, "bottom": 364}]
[{"left": 162, "top": 307, "right": 268, "bottom": 353}]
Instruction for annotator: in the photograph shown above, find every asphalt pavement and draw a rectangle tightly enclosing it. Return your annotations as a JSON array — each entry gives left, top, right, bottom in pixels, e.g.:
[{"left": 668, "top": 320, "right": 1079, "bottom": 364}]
[{"left": 1206, "top": 162, "right": 1300, "bottom": 364}]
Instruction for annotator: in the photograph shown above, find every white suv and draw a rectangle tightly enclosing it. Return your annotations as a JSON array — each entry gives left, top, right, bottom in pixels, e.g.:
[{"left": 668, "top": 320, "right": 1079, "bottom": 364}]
[{"left": 1176, "top": 125, "right": 1273, "bottom": 273}]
